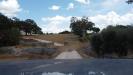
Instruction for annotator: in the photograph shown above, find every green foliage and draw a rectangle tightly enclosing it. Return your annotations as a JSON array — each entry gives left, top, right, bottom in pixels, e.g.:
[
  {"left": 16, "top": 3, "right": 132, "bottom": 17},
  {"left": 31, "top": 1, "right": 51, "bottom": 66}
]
[
  {"left": 0, "top": 13, "right": 12, "bottom": 30},
  {"left": 90, "top": 25, "right": 133, "bottom": 57},
  {"left": 90, "top": 33, "right": 103, "bottom": 57},
  {"left": 70, "top": 17, "right": 93, "bottom": 37},
  {"left": 126, "top": 0, "right": 133, "bottom": 4},
  {"left": 70, "top": 16, "right": 100, "bottom": 38},
  {"left": 0, "top": 28, "right": 20, "bottom": 47},
  {"left": 0, "top": 13, "right": 20, "bottom": 47},
  {"left": 13, "top": 18, "right": 43, "bottom": 35},
  {"left": 24, "top": 19, "right": 43, "bottom": 35},
  {"left": 92, "top": 27, "right": 100, "bottom": 33},
  {"left": 0, "top": 13, "right": 43, "bottom": 47},
  {"left": 8, "top": 28, "right": 20, "bottom": 45},
  {"left": 78, "top": 33, "right": 91, "bottom": 42},
  {"left": 70, "top": 16, "right": 100, "bottom": 42}
]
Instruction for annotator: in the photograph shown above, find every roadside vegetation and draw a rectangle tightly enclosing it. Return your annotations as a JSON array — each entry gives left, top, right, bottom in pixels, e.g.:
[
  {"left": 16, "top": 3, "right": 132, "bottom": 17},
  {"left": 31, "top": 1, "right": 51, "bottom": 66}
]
[
  {"left": 90, "top": 25, "right": 133, "bottom": 58},
  {"left": 0, "top": 13, "right": 43, "bottom": 47},
  {"left": 69, "top": 16, "right": 133, "bottom": 58},
  {"left": 68, "top": 1, "right": 133, "bottom": 58},
  {"left": 0, "top": 13, "right": 20, "bottom": 47},
  {"left": 0, "top": 13, "right": 49, "bottom": 60},
  {"left": 70, "top": 16, "right": 100, "bottom": 41}
]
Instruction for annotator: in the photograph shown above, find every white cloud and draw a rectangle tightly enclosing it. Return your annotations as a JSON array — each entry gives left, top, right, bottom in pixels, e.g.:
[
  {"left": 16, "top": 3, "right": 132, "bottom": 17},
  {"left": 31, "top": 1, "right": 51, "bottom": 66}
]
[
  {"left": 42, "top": 15, "right": 71, "bottom": 33},
  {"left": 89, "top": 11, "right": 133, "bottom": 29},
  {"left": 0, "top": 0, "right": 21, "bottom": 17},
  {"left": 41, "top": 11, "right": 133, "bottom": 33},
  {"left": 102, "top": 0, "right": 124, "bottom": 9},
  {"left": 49, "top": 5, "right": 60, "bottom": 11},
  {"left": 75, "top": 0, "right": 90, "bottom": 4},
  {"left": 67, "top": 3, "right": 74, "bottom": 10}
]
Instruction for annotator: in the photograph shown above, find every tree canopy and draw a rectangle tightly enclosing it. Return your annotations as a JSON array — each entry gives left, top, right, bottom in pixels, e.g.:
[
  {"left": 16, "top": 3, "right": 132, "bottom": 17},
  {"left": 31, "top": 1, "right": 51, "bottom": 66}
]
[
  {"left": 12, "top": 18, "right": 43, "bottom": 35},
  {"left": 0, "top": 13, "right": 20, "bottom": 47},
  {"left": 70, "top": 16, "right": 100, "bottom": 38},
  {"left": 90, "top": 25, "right": 133, "bottom": 57},
  {"left": 0, "top": 13, "right": 43, "bottom": 47}
]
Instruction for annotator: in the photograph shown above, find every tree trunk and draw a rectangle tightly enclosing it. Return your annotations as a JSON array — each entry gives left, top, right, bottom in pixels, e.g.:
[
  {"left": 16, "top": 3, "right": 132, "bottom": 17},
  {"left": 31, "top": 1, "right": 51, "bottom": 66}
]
[{"left": 82, "top": 29, "right": 86, "bottom": 38}]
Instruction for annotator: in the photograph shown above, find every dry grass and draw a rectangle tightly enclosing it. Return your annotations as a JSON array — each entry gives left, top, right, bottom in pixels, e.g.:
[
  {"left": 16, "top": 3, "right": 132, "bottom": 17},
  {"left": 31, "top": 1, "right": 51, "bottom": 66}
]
[
  {"left": 23, "top": 34, "right": 92, "bottom": 58},
  {"left": 22, "top": 34, "right": 88, "bottom": 50},
  {"left": 0, "top": 55, "right": 28, "bottom": 60},
  {"left": 22, "top": 34, "right": 133, "bottom": 59},
  {"left": 22, "top": 34, "right": 72, "bottom": 43},
  {"left": 0, "top": 34, "right": 91, "bottom": 60}
]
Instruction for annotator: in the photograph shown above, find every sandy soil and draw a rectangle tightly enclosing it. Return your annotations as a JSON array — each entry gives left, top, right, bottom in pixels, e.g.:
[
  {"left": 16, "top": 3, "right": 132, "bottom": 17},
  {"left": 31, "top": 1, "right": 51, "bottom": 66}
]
[{"left": 55, "top": 50, "right": 82, "bottom": 59}]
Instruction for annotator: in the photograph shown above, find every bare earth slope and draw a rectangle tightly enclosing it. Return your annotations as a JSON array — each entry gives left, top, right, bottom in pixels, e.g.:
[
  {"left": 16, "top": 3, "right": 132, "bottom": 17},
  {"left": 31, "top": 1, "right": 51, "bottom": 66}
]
[{"left": 22, "top": 34, "right": 89, "bottom": 59}]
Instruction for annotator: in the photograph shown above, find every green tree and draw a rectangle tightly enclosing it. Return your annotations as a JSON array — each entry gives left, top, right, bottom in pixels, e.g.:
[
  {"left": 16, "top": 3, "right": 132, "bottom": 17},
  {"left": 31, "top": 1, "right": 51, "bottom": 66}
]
[
  {"left": 0, "top": 13, "right": 20, "bottom": 47},
  {"left": 90, "top": 25, "right": 133, "bottom": 57},
  {"left": 70, "top": 16, "right": 96, "bottom": 38},
  {"left": 25, "top": 19, "right": 43, "bottom": 35},
  {"left": 0, "top": 13, "right": 12, "bottom": 30},
  {"left": 92, "top": 27, "right": 100, "bottom": 33},
  {"left": 90, "top": 33, "right": 103, "bottom": 57}
]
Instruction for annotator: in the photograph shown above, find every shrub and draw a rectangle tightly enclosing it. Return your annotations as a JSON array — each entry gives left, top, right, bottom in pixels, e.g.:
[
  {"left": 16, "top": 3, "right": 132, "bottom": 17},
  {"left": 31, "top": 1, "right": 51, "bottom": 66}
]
[
  {"left": 90, "top": 33, "right": 103, "bottom": 57},
  {"left": 0, "top": 13, "right": 20, "bottom": 47},
  {"left": 0, "top": 28, "right": 20, "bottom": 47},
  {"left": 90, "top": 25, "right": 133, "bottom": 57}
]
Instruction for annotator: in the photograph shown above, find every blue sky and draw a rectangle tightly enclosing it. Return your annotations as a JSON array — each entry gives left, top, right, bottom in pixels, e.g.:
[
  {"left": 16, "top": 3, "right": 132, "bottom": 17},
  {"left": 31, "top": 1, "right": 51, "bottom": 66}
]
[{"left": 0, "top": 0, "right": 133, "bottom": 33}]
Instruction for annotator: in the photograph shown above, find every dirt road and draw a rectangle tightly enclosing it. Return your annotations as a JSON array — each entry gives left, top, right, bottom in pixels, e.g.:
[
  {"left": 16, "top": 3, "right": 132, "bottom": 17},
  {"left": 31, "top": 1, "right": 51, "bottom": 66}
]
[
  {"left": 55, "top": 50, "right": 82, "bottom": 59},
  {"left": 23, "top": 37, "right": 64, "bottom": 46}
]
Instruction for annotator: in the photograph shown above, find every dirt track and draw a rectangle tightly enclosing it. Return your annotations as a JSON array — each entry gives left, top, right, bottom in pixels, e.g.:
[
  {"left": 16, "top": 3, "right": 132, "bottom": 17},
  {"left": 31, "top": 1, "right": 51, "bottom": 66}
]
[{"left": 55, "top": 50, "right": 82, "bottom": 59}]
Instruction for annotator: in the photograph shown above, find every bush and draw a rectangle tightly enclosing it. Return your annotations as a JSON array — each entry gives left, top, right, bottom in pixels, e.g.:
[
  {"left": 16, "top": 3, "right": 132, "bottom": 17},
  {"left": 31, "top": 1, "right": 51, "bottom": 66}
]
[
  {"left": 76, "top": 33, "right": 91, "bottom": 42},
  {"left": 0, "top": 28, "right": 20, "bottom": 47},
  {"left": 90, "top": 33, "right": 103, "bottom": 57},
  {"left": 0, "top": 13, "right": 20, "bottom": 47},
  {"left": 90, "top": 25, "right": 133, "bottom": 57}
]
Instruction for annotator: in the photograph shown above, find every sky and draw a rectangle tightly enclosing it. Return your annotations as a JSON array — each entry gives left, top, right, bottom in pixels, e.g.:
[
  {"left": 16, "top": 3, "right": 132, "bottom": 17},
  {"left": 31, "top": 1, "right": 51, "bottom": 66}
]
[{"left": 0, "top": 0, "right": 133, "bottom": 33}]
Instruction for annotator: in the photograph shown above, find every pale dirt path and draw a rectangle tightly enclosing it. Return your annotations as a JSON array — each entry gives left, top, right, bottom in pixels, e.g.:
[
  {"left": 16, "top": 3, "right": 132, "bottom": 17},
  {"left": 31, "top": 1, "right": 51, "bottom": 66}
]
[
  {"left": 33, "top": 38, "right": 64, "bottom": 46},
  {"left": 23, "top": 37, "right": 64, "bottom": 46},
  {"left": 55, "top": 50, "right": 82, "bottom": 59}
]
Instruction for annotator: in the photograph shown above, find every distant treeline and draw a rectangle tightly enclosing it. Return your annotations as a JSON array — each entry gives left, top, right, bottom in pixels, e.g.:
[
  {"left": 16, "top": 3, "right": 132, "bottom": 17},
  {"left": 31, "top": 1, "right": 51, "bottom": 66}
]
[{"left": 59, "top": 31, "right": 71, "bottom": 34}]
